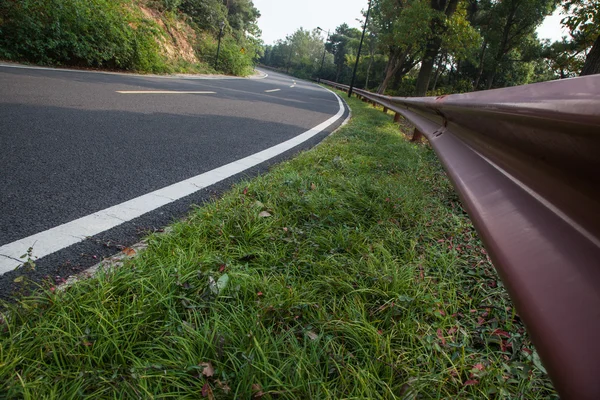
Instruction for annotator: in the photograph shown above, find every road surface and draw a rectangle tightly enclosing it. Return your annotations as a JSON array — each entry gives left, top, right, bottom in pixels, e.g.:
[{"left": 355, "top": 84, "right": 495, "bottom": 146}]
[{"left": 0, "top": 64, "right": 349, "bottom": 297}]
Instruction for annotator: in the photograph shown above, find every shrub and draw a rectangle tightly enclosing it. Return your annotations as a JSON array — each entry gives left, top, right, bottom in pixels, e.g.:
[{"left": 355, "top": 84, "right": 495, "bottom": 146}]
[
  {"left": 198, "top": 35, "right": 255, "bottom": 76},
  {"left": 0, "top": 0, "right": 168, "bottom": 72}
]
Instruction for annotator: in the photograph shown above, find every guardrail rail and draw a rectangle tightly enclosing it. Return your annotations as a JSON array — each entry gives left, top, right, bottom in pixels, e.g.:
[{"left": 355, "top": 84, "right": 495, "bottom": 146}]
[{"left": 321, "top": 78, "right": 600, "bottom": 399}]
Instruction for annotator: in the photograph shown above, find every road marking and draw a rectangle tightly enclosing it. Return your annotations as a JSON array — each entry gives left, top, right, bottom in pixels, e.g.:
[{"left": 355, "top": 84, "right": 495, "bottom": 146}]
[
  {"left": 0, "top": 89, "right": 346, "bottom": 275},
  {"left": 117, "top": 91, "right": 216, "bottom": 94},
  {"left": 264, "top": 89, "right": 281, "bottom": 93},
  {"left": 290, "top": 85, "right": 296, "bottom": 88}
]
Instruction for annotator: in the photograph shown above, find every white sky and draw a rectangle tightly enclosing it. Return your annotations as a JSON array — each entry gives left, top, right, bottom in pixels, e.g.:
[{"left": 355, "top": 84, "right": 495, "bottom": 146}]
[
  {"left": 252, "top": 0, "right": 366, "bottom": 45},
  {"left": 253, "top": 0, "right": 567, "bottom": 45},
  {"left": 536, "top": 9, "right": 570, "bottom": 42}
]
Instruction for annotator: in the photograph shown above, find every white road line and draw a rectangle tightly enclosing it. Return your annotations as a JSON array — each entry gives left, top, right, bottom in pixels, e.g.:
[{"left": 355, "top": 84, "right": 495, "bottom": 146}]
[
  {"left": 0, "top": 89, "right": 346, "bottom": 275},
  {"left": 265, "top": 89, "right": 281, "bottom": 93},
  {"left": 117, "top": 91, "right": 216, "bottom": 94},
  {"left": 290, "top": 85, "right": 296, "bottom": 88}
]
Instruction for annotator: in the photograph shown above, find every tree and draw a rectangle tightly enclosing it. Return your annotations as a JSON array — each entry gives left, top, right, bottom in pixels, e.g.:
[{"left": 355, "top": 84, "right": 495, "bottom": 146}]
[
  {"left": 475, "top": 0, "right": 557, "bottom": 90},
  {"left": 260, "top": 28, "right": 327, "bottom": 79},
  {"left": 370, "top": 0, "right": 432, "bottom": 93},
  {"left": 414, "top": 0, "right": 460, "bottom": 96},
  {"left": 561, "top": 0, "right": 600, "bottom": 75},
  {"left": 325, "top": 24, "right": 361, "bottom": 82}
]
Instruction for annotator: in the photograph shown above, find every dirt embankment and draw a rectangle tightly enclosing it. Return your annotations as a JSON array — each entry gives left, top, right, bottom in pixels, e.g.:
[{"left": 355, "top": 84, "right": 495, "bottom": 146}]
[{"left": 138, "top": 6, "right": 200, "bottom": 65}]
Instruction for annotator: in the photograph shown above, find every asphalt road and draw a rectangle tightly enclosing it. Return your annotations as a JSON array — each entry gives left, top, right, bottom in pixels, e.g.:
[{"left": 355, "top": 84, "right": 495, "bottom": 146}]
[{"left": 0, "top": 64, "right": 349, "bottom": 298}]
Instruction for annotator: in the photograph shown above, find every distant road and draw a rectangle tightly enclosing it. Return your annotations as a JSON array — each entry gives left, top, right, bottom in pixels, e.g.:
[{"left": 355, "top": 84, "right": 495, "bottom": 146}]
[{"left": 0, "top": 64, "right": 348, "bottom": 296}]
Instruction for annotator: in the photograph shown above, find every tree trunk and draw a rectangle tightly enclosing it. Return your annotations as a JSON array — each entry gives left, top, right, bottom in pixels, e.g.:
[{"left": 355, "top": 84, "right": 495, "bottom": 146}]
[
  {"left": 415, "top": 37, "right": 442, "bottom": 96},
  {"left": 414, "top": 0, "right": 459, "bottom": 96},
  {"left": 365, "top": 56, "right": 373, "bottom": 90},
  {"left": 378, "top": 61, "right": 397, "bottom": 94},
  {"left": 473, "top": 38, "right": 488, "bottom": 90},
  {"left": 581, "top": 35, "right": 600, "bottom": 76},
  {"left": 378, "top": 48, "right": 406, "bottom": 94},
  {"left": 431, "top": 53, "right": 446, "bottom": 92},
  {"left": 486, "top": 69, "right": 497, "bottom": 90}
]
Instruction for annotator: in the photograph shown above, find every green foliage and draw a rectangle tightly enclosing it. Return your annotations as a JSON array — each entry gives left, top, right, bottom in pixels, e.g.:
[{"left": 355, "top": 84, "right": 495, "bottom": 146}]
[
  {"left": 0, "top": 0, "right": 169, "bottom": 72},
  {"left": 179, "top": 0, "right": 228, "bottom": 34},
  {"left": 198, "top": 34, "right": 257, "bottom": 76},
  {"left": 180, "top": 0, "right": 262, "bottom": 75},
  {"left": 147, "top": 0, "right": 182, "bottom": 11},
  {"left": 261, "top": 28, "right": 328, "bottom": 79}
]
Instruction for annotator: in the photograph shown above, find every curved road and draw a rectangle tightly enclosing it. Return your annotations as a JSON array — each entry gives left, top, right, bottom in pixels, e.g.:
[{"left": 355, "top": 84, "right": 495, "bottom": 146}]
[{"left": 0, "top": 64, "right": 349, "bottom": 296}]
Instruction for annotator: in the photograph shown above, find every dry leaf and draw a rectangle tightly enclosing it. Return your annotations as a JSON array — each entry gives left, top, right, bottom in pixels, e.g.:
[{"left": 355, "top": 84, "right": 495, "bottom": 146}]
[
  {"left": 200, "top": 362, "right": 214, "bottom": 377},
  {"left": 306, "top": 331, "right": 318, "bottom": 341},
  {"left": 122, "top": 247, "right": 136, "bottom": 256},
  {"left": 258, "top": 211, "right": 272, "bottom": 218},
  {"left": 310, "top": 183, "right": 316, "bottom": 190},
  {"left": 216, "top": 380, "right": 231, "bottom": 394},
  {"left": 252, "top": 383, "right": 265, "bottom": 398},
  {"left": 201, "top": 383, "right": 215, "bottom": 399}
]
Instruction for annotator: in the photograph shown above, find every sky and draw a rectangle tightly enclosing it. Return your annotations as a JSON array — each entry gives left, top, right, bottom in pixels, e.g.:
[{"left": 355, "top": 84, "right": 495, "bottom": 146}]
[{"left": 252, "top": 0, "right": 568, "bottom": 45}]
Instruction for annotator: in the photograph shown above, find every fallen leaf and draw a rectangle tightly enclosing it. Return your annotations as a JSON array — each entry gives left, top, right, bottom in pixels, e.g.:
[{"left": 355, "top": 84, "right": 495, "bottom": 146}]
[
  {"left": 306, "top": 331, "right": 318, "bottom": 341},
  {"left": 82, "top": 341, "right": 93, "bottom": 347},
  {"left": 473, "top": 363, "right": 485, "bottom": 371},
  {"left": 208, "top": 276, "right": 218, "bottom": 295},
  {"left": 437, "top": 328, "right": 446, "bottom": 345},
  {"left": 216, "top": 274, "right": 230, "bottom": 293},
  {"left": 216, "top": 380, "right": 231, "bottom": 394},
  {"left": 464, "top": 380, "right": 479, "bottom": 386},
  {"left": 243, "top": 187, "right": 248, "bottom": 195},
  {"left": 258, "top": 211, "right": 272, "bottom": 218},
  {"left": 122, "top": 247, "right": 136, "bottom": 256},
  {"left": 257, "top": 291, "right": 263, "bottom": 297},
  {"left": 202, "top": 383, "right": 214, "bottom": 399},
  {"left": 252, "top": 383, "right": 264, "bottom": 398},
  {"left": 310, "top": 183, "right": 316, "bottom": 190},
  {"left": 200, "top": 362, "right": 214, "bottom": 377},
  {"left": 219, "top": 264, "right": 226, "bottom": 273},
  {"left": 13, "top": 276, "right": 24, "bottom": 283},
  {"left": 491, "top": 329, "right": 510, "bottom": 338}
]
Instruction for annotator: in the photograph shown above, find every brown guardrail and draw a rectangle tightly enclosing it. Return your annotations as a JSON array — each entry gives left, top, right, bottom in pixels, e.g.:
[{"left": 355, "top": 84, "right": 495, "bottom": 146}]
[{"left": 321, "top": 78, "right": 600, "bottom": 399}]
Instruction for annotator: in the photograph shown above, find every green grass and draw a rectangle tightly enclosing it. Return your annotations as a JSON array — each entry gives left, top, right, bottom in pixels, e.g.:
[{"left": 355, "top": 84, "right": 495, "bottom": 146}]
[{"left": 0, "top": 93, "right": 557, "bottom": 399}]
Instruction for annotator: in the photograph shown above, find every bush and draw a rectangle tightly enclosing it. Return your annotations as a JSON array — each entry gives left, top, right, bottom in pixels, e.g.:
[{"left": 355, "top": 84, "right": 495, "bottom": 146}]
[
  {"left": 198, "top": 35, "right": 255, "bottom": 76},
  {"left": 0, "top": 0, "right": 169, "bottom": 72}
]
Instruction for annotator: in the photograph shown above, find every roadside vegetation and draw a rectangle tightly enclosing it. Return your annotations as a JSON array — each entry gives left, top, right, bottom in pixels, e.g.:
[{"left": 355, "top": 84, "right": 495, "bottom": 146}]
[
  {"left": 0, "top": 92, "right": 556, "bottom": 398},
  {"left": 261, "top": 0, "right": 600, "bottom": 95},
  {"left": 0, "top": 0, "right": 262, "bottom": 75}
]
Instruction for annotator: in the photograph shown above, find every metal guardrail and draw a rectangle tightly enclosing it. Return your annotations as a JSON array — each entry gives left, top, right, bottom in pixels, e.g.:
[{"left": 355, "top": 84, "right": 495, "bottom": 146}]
[{"left": 321, "top": 78, "right": 600, "bottom": 399}]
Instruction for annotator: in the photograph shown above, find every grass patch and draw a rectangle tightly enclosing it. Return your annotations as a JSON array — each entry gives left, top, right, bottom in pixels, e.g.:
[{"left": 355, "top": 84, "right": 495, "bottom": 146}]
[{"left": 0, "top": 93, "right": 556, "bottom": 398}]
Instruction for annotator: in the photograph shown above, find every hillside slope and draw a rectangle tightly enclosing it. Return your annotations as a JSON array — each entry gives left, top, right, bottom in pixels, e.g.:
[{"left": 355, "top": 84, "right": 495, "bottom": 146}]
[{"left": 0, "top": 0, "right": 261, "bottom": 75}]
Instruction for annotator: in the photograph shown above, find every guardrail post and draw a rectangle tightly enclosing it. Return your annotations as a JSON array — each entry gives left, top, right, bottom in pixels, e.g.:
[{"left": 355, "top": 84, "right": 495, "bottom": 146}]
[
  {"left": 383, "top": 107, "right": 388, "bottom": 114},
  {"left": 411, "top": 128, "right": 423, "bottom": 142},
  {"left": 394, "top": 112, "right": 401, "bottom": 123}
]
